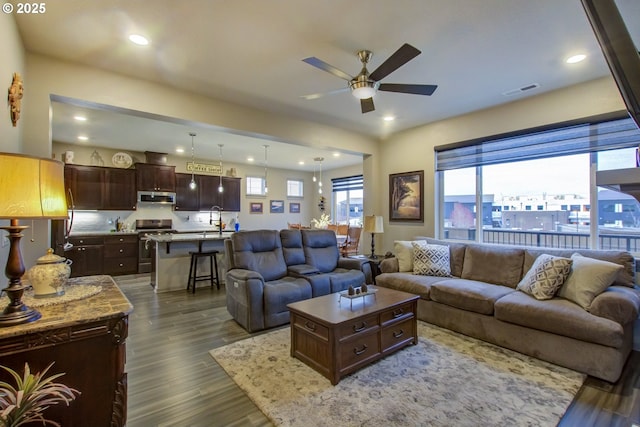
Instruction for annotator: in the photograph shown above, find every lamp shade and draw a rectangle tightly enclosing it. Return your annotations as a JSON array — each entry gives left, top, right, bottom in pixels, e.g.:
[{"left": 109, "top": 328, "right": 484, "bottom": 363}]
[
  {"left": 364, "top": 215, "right": 384, "bottom": 234},
  {"left": 0, "top": 153, "right": 68, "bottom": 219}
]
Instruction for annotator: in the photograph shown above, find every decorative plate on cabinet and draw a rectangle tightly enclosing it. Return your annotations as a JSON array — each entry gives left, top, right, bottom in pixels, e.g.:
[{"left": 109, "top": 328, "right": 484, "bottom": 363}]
[{"left": 112, "top": 152, "right": 133, "bottom": 168}]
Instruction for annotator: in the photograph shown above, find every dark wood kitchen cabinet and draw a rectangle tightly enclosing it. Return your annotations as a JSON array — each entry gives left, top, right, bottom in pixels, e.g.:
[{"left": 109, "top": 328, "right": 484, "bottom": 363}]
[
  {"left": 64, "top": 165, "right": 136, "bottom": 211},
  {"left": 135, "top": 163, "right": 176, "bottom": 192},
  {"left": 103, "top": 235, "right": 138, "bottom": 275},
  {"left": 104, "top": 168, "right": 137, "bottom": 210},
  {"left": 65, "top": 165, "right": 103, "bottom": 210},
  {"left": 198, "top": 175, "right": 222, "bottom": 211},
  {"left": 175, "top": 173, "right": 200, "bottom": 211},
  {"left": 66, "top": 236, "right": 104, "bottom": 277},
  {"left": 220, "top": 177, "right": 241, "bottom": 211}
]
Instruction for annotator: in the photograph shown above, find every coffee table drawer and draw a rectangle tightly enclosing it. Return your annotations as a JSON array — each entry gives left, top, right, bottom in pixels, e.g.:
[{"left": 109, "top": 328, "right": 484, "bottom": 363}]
[
  {"left": 381, "top": 317, "right": 416, "bottom": 352},
  {"left": 380, "top": 301, "right": 415, "bottom": 325},
  {"left": 339, "top": 331, "right": 380, "bottom": 371},
  {"left": 292, "top": 315, "right": 329, "bottom": 340},
  {"left": 336, "top": 314, "right": 378, "bottom": 340}
]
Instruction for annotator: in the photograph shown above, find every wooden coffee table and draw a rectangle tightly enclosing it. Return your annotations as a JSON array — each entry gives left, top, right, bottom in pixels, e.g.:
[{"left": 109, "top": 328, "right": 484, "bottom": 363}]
[{"left": 287, "top": 286, "right": 419, "bottom": 385}]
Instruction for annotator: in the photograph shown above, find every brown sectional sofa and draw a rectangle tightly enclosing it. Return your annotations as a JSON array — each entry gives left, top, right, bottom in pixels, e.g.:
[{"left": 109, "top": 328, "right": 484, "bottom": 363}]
[{"left": 376, "top": 238, "right": 640, "bottom": 382}]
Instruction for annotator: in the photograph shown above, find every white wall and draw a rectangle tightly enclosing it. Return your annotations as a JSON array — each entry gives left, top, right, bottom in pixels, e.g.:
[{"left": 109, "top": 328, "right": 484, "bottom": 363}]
[{"left": 378, "top": 77, "right": 627, "bottom": 253}]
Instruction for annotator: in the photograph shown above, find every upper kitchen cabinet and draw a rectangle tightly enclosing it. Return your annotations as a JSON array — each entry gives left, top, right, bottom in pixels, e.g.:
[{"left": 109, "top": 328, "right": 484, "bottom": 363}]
[
  {"left": 220, "top": 177, "right": 241, "bottom": 212},
  {"left": 104, "top": 168, "right": 137, "bottom": 210},
  {"left": 65, "top": 165, "right": 103, "bottom": 210},
  {"left": 175, "top": 173, "right": 200, "bottom": 211},
  {"left": 136, "top": 163, "right": 176, "bottom": 192},
  {"left": 64, "top": 165, "right": 137, "bottom": 211}
]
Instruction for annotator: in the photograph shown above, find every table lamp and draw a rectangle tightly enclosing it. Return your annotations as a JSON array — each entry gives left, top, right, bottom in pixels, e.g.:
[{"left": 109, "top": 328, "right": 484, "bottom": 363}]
[
  {"left": 363, "top": 215, "right": 384, "bottom": 259},
  {"left": 0, "top": 153, "right": 68, "bottom": 326}
]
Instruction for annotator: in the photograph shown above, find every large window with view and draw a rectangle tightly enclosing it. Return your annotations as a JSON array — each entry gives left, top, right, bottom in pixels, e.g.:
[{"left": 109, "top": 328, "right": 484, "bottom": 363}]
[
  {"left": 436, "top": 114, "right": 640, "bottom": 256},
  {"left": 332, "top": 175, "right": 363, "bottom": 226}
]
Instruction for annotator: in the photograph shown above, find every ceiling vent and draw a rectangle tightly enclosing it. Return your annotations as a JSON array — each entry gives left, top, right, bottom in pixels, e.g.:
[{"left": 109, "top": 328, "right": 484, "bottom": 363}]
[{"left": 502, "top": 83, "right": 540, "bottom": 97}]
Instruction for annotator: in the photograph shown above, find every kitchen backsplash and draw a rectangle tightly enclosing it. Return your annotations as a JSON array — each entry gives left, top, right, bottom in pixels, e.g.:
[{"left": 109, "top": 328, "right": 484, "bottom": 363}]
[{"left": 69, "top": 205, "right": 239, "bottom": 233}]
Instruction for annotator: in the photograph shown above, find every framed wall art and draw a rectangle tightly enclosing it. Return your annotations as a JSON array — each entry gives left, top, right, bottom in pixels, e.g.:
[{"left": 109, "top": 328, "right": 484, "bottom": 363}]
[
  {"left": 270, "top": 200, "right": 285, "bottom": 213},
  {"left": 250, "top": 202, "right": 263, "bottom": 214},
  {"left": 389, "top": 170, "right": 424, "bottom": 222},
  {"left": 289, "top": 202, "right": 301, "bottom": 213}
]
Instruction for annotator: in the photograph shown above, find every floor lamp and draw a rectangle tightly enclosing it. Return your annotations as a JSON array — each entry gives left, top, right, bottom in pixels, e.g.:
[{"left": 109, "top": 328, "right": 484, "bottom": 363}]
[
  {"left": 364, "top": 215, "right": 384, "bottom": 260},
  {"left": 0, "top": 153, "right": 68, "bottom": 327}
]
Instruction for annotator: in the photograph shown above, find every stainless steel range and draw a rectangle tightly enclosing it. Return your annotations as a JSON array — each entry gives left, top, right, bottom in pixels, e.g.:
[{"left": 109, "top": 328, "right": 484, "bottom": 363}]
[{"left": 136, "top": 219, "right": 175, "bottom": 273}]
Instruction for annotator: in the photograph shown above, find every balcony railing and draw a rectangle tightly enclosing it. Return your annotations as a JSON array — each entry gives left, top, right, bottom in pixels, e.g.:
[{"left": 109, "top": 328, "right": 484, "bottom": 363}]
[{"left": 444, "top": 227, "right": 640, "bottom": 253}]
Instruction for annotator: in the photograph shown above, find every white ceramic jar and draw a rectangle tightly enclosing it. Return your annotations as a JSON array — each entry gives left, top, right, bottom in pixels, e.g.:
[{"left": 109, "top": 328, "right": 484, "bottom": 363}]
[{"left": 27, "top": 248, "right": 72, "bottom": 297}]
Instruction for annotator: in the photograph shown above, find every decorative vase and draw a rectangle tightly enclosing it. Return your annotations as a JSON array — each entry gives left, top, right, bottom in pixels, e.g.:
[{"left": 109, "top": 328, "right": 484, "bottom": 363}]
[{"left": 27, "top": 248, "right": 72, "bottom": 298}]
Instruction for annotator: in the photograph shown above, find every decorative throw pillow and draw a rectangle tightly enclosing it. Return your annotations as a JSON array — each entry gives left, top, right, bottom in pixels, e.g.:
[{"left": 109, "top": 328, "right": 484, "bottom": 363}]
[
  {"left": 557, "top": 253, "right": 623, "bottom": 310},
  {"left": 412, "top": 242, "right": 451, "bottom": 277},
  {"left": 516, "top": 254, "right": 572, "bottom": 300},
  {"left": 394, "top": 240, "right": 425, "bottom": 272}
]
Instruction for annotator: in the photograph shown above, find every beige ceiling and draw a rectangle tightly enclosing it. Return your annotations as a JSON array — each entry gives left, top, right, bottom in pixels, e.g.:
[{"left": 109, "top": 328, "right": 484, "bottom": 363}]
[{"left": 12, "top": 0, "right": 640, "bottom": 169}]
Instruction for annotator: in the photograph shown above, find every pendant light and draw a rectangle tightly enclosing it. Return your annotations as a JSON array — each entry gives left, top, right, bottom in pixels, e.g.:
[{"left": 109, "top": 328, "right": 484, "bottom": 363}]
[
  {"left": 218, "top": 144, "right": 224, "bottom": 193},
  {"left": 263, "top": 144, "right": 269, "bottom": 194},
  {"left": 315, "top": 157, "right": 324, "bottom": 194},
  {"left": 189, "top": 132, "right": 197, "bottom": 190},
  {"left": 312, "top": 160, "right": 317, "bottom": 182}
]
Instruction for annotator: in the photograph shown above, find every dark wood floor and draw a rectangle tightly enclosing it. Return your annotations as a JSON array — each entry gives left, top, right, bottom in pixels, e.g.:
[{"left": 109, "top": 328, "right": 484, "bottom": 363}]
[{"left": 116, "top": 274, "right": 640, "bottom": 427}]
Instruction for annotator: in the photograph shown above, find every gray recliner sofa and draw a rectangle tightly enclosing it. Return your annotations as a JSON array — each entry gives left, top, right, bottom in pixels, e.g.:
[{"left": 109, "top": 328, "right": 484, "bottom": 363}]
[{"left": 225, "top": 229, "right": 366, "bottom": 332}]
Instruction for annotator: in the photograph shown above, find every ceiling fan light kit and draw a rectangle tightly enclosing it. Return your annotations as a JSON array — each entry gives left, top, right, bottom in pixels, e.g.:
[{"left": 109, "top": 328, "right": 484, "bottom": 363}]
[{"left": 302, "top": 43, "right": 438, "bottom": 114}]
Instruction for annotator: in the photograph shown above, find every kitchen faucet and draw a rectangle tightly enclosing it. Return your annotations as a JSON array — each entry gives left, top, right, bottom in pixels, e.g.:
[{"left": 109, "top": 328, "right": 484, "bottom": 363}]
[{"left": 210, "top": 205, "right": 223, "bottom": 235}]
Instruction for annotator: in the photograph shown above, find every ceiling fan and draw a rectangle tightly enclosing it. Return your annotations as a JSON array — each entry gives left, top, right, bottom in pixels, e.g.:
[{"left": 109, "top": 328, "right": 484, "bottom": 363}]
[{"left": 302, "top": 43, "right": 438, "bottom": 114}]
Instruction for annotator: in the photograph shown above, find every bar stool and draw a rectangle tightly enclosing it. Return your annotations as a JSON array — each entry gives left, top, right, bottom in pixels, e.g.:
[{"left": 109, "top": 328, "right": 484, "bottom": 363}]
[{"left": 187, "top": 250, "right": 220, "bottom": 293}]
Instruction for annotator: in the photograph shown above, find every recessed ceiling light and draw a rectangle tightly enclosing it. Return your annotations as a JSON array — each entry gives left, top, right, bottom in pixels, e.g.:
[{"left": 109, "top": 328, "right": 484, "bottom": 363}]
[
  {"left": 129, "top": 34, "right": 149, "bottom": 46},
  {"left": 77, "top": 136, "right": 89, "bottom": 141},
  {"left": 383, "top": 115, "right": 395, "bottom": 122},
  {"left": 332, "top": 152, "right": 340, "bottom": 157},
  {"left": 73, "top": 115, "right": 87, "bottom": 121},
  {"left": 566, "top": 54, "right": 586, "bottom": 64},
  {"left": 298, "top": 161, "right": 305, "bottom": 165},
  {"left": 175, "top": 148, "right": 184, "bottom": 154},
  {"left": 247, "top": 156, "right": 254, "bottom": 162}
]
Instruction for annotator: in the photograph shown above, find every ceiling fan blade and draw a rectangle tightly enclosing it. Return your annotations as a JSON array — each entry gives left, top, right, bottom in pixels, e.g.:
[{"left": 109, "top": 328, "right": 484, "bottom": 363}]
[
  {"left": 360, "top": 98, "right": 375, "bottom": 113},
  {"left": 300, "top": 87, "right": 349, "bottom": 100},
  {"left": 369, "top": 43, "right": 421, "bottom": 82},
  {"left": 379, "top": 83, "right": 438, "bottom": 96},
  {"left": 302, "top": 57, "right": 353, "bottom": 81}
]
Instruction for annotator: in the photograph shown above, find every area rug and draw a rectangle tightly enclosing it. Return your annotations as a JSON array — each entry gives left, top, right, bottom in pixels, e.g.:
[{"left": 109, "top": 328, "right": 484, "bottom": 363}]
[{"left": 209, "top": 322, "right": 585, "bottom": 427}]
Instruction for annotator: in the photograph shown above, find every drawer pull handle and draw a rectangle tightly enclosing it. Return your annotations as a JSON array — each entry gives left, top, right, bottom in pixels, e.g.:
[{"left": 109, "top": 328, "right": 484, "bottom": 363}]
[
  {"left": 393, "top": 329, "right": 404, "bottom": 338},
  {"left": 304, "top": 321, "right": 316, "bottom": 331},
  {"left": 353, "top": 344, "right": 368, "bottom": 355},
  {"left": 392, "top": 309, "right": 404, "bottom": 318},
  {"left": 353, "top": 322, "right": 367, "bottom": 333}
]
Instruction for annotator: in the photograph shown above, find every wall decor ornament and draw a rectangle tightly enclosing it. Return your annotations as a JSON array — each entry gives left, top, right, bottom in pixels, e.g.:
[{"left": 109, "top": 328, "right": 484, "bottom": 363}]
[
  {"left": 389, "top": 170, "right": 424, "bottom": 222},
  {"left": 7, "top": 72, "right": 24, "bottom": 127},
  {"left": 250, "top": 202, "right": 263, "bottom": 214}
]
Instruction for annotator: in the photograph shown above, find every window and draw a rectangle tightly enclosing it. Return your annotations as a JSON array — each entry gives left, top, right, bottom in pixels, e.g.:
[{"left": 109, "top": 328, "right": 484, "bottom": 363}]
[
  {"left": 246, "top": 176, "right": 266, "bottom": 196},
  {"left": 436, "top": 114, "right": 640, "bottom": 253},
  {"left": 332, "top": 175, "right": 363, "bottom": 226},
  {"left": 287, "top": 179, "right": 304, "bottom": 198}
]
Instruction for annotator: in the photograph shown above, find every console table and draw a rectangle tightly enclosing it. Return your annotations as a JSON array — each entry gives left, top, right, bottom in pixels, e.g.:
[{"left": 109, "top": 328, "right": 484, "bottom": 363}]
[{"left": 0, "top": 275, "right": 133, "bottom": 427}]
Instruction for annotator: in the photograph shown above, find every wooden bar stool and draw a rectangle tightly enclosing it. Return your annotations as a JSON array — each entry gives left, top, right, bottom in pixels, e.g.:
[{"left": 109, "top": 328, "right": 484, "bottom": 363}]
[{"left": 187, "top": 250, "right": 220, "bottom": 293}]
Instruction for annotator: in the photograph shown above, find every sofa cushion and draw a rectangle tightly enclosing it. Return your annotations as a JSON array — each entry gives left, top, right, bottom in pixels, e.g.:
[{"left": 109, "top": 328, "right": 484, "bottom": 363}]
[
  {"left": 461, "top": 244, "right": 524, "bottom": 288},
  {"left": 263, "top": 277, "right": 312, "bottom": 317},
  {"left": 412, "top": 241, "right": 451, "bottom": 277},
  {"left": 375, "top": 272, "right": 451, "bottom": 299},
  {"left": 557, "top": 253, "right": 623, "bottom": 310},
  {"left": 516, "top": 254, "right": 572, "bottom": 300},
  {"left": 424, "top": 237, "right": 466, "bottom": 277},
  {"left": 494, "top": 291, "right": 624, "bottom": 348},
  {"left": 589, "top": 286, "right": 640, "bottom": 325},
  {"left": 231, "top": 230, "right": 288, "bottom": 281},
  {"left": 328, "top": 269, "right": 365, "bottom": 293},
  {"left": 280, "top": 229, "right": 306, "bottom": 266},
  {"left": 394, "top": 240, "right": 426, "bottom": 272},
  {"left": 301, "top": 229, "right": 340, "bottom": 272},
  {"left": 430, "top": 279, "right": 515, "bottom": 315},
  {"left": 524, "top": 248, "right": 635, "bottom": 288}
]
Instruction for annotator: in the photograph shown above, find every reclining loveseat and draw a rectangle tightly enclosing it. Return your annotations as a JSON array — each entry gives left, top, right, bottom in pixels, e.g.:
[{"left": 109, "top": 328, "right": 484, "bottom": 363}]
[{"left": 225, "top": 229, "right": 366, "bottom": 332}]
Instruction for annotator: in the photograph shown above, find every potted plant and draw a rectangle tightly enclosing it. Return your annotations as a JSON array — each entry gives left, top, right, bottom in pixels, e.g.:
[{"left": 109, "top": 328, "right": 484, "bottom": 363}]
[
  {"left": 0, "top": 362, "right": 79, "bottom": 427},
  {"left": 311, "top": 213, "right": 331, "bottom": 229}
]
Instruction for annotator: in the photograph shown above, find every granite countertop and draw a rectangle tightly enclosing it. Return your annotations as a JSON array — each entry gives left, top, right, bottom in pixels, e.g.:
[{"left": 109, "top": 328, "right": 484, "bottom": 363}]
[
  {"left": 0, "top": 275, "right": 133, "bottom": 339},
  {"left": 146, "top": 232, "right": 233, "bottom": 242}
]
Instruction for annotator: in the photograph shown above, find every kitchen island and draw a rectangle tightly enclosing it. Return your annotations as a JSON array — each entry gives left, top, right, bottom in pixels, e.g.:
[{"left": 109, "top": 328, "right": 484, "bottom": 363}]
[{"left": 146, "top": 231, "right": 233, "bottom": 292}]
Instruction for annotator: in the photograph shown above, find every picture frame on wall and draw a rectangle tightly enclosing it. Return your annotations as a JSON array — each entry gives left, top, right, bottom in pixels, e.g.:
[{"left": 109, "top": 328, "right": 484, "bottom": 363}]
[
  {"left": 250, "top": 202, "right": 263, "bottom": 214},
  {"left": 270, "top": 200, "right": 285, "bottom": 213},
  {"left": 289, "top": 202, "right": 301, "bottom": 213},
  {"left": 389, "top": 170, "right": 424, "bottom": 222}
]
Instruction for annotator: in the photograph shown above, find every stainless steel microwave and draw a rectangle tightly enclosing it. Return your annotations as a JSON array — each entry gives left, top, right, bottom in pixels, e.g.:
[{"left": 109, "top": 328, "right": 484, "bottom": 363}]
[{"left": 137, "top": 191, "right": 176, "bottom": 205}]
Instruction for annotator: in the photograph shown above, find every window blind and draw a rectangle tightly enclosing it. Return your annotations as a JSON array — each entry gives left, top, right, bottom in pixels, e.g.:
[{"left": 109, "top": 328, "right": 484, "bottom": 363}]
[
  {"left": 332, "top": 175, "right": 363, "bottom": 192},
  {"left": 435, "top": 115, "right": 640, "bottom": 171}
]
